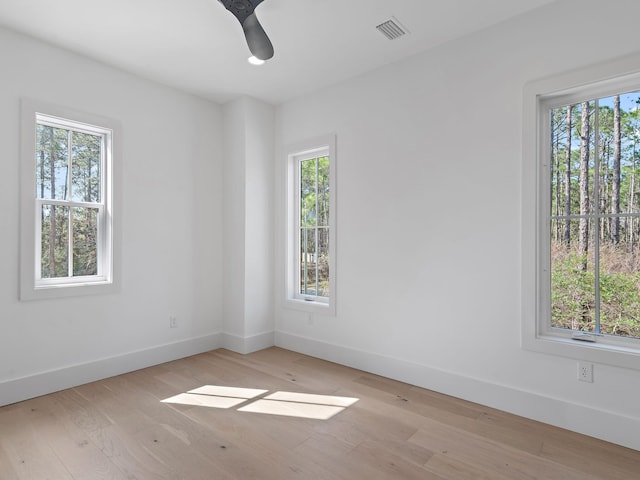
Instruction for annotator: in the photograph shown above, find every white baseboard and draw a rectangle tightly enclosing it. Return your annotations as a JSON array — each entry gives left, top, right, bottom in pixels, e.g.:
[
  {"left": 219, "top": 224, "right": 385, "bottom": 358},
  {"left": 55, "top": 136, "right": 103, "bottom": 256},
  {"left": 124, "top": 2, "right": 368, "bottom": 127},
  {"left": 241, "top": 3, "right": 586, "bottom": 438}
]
[
  {"left": 221, "top": 331, "right": 275, "bottom": 354},
  {"left": 0, "top": 333, "right": 221, "bottom": 407},
  {"left": 275, "top": 331, "right": 640, "bottom": 452}
]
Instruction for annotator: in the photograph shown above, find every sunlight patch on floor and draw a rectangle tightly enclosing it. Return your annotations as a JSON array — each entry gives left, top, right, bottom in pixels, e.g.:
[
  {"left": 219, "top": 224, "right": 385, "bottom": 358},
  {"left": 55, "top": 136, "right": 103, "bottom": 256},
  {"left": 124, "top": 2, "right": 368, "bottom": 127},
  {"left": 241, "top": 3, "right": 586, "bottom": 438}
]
[
  {"left": 161, "top": 385, "right": 359, "bottom": 420},
  {"left": 238, "top": 399, "right": 345, "bottom": 420},
  {"left": 188, "top": 385, "right": 268, "bottom": 399},
  {"left": 161, "top": 393, "right": 247, "bottom": 409},
  {"left": 264, "top": 391, "right": 359, "bottom": 407},
  {"left": 161, "top": 385, "right": 267, "bottom": 409}
]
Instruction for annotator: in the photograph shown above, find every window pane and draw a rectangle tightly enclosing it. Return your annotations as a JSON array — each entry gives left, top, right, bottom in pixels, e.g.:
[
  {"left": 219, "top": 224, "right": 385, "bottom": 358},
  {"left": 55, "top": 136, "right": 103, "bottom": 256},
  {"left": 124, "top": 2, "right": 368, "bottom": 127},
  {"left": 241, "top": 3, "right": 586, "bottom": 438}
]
[
  {"left": 318, "top": 226, "right": 330, "bottom": 297},
  {"left": 73, "top": 207, "right": 98, "bottom": 276},
  {"left": 300, "top": 227, "right": 317, "bottom": 295},
  {"left": 550, "top": 219, "right": 596, "bottom": 333},
  {"left": 71, "top": 132, "right": 102, "bottom": 203},
  {"left": 551, "top": 102, "right": 596, "bottom": 220},
  {"left": 600, "top": 91, "right": 640, "bottom": 217},
  {"left": 318, "top": 156, "right": 330, "bottom": 227},
  {"left": 41, "top": 205, "right": 69, "bottom": 278},
  {"left": 300, "top": 158, "right": 317, "bottom": 228},
  {"left": 36, "top": 125, "right": 69, "bottom": 200},
  {"left": 599, "top": 230, "right": 640, "bottom": 339}
]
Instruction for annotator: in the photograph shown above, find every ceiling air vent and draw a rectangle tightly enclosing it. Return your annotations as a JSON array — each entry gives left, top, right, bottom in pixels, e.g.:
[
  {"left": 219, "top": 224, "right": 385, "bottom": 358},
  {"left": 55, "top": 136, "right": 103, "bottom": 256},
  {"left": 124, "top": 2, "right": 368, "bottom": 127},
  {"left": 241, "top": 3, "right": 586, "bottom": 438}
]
[{"left": 376, "top": 17, "right": 408, "bottom": 40}]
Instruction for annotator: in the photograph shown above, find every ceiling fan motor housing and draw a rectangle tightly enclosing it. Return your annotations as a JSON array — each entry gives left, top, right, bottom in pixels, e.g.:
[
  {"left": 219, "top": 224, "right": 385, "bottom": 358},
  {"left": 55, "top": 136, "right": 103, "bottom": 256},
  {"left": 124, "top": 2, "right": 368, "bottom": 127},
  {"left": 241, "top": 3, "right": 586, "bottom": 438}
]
[{"left": 220, "top": 0, "right": 262, "bottom": 24}]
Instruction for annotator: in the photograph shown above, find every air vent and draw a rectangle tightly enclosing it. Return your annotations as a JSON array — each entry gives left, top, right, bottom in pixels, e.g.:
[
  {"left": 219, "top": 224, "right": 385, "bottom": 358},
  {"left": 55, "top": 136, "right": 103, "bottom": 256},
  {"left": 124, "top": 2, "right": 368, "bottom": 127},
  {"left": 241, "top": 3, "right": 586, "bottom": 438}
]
[{"left": 376, "top": 17, "right": 408, "bottom": 40}]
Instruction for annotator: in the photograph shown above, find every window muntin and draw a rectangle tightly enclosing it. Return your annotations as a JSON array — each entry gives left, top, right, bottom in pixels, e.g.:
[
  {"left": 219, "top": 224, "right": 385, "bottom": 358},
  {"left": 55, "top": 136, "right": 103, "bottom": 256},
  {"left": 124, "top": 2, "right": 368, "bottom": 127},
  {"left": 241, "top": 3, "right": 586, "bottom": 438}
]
[{"left": 20, "top": 100, "right": 117, "bottom": 300}]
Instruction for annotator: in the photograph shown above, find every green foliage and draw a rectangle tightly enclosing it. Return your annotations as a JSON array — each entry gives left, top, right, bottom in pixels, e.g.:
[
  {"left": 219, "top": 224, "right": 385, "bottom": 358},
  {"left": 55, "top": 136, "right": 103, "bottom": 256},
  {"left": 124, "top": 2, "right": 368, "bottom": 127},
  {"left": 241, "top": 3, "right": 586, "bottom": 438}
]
[
  {"left": 551, "top": 248, "right": 595, "bottom": 331},
  {"left": 551, "top": 244, "right": 640, "bottom": 338}
]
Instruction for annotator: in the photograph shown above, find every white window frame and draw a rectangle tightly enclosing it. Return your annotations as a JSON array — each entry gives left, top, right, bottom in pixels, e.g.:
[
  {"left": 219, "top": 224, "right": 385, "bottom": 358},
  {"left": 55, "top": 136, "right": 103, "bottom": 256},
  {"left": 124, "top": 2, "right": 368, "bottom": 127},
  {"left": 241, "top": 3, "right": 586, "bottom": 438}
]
[
  {"left": 522, "top": 54, "right": 640, "bottom": 370},
  {"left": 285, "top": 135, "right": 336, "bottom": 315},
  {"left": 20, "top": 99, "right": 120, "bottom": 300}
]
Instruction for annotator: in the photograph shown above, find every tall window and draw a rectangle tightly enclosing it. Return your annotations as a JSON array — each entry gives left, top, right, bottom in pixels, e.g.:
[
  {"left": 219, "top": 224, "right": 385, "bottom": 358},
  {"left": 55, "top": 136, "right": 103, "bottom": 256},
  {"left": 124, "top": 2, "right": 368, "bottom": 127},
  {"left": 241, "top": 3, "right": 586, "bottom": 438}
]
[
  {"left": 21, "top": 101, "right": 118, "bottom": 300},
  {"left": 523, "top": 59, "right": 640, "bottom": 369},
  {"left": 548, "top": 94, "right": 640, "bottom": 343},
  {"left": 286, "top": 136, "right": 336, "bottom": 314}
]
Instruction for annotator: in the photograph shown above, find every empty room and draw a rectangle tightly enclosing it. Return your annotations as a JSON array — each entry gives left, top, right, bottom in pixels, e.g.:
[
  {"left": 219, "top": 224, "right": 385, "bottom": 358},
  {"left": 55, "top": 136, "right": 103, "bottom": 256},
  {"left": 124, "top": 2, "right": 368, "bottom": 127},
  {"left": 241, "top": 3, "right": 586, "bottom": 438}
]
[{"left": 1, "top": 0, "right": 639, "bottom": 478}]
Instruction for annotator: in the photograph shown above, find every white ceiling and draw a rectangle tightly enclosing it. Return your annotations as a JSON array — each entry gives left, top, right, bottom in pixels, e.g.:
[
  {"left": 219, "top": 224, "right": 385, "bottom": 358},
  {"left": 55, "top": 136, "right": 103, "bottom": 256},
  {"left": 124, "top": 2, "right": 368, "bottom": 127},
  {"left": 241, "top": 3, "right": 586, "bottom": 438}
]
[{"left": 0, "top": 0, "right": 556, "bottom": 104}]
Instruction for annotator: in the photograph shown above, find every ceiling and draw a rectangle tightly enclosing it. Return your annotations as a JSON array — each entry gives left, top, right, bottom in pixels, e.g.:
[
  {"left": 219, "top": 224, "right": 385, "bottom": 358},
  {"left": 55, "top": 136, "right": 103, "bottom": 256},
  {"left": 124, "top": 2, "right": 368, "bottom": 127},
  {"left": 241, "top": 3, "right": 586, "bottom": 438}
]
[{"left": 0, "top": 0, "right": 556, "bottom": 104}]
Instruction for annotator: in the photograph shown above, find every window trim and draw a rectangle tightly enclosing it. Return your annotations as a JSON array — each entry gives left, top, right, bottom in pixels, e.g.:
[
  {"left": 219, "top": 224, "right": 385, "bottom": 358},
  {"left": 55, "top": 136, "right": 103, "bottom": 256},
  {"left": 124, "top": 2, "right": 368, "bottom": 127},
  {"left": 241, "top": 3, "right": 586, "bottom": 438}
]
[
  {"left": 284, "top": 135, "right": 336, "bottom": 315},
  {"left": 522, "top": 55, "right": 640, "bottom": 370},
  {"left": 20, "top": 99, "right": 121, "bottom": 300}
]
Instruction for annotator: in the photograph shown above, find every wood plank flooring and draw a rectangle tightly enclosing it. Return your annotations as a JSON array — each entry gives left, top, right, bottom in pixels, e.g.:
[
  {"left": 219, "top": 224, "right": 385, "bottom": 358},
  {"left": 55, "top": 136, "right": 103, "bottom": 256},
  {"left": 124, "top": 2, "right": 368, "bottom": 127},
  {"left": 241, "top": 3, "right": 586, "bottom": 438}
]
[{"left": 0, "top": 347, "right": 638, "bottom": 479}]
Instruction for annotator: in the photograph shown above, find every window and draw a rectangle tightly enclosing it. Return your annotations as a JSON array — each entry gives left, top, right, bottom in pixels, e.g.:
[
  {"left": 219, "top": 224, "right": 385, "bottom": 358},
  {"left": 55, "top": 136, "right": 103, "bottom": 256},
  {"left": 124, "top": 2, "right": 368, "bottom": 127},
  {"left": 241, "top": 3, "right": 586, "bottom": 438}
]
[
  {"left": 20, "top": 100, "right": 119, "bottom": 300},
  {"left": 548, "top": 95, "right": 640, "bottom": 342},
  {"left": 523, "top": 55, "right": 640, "bottom": 369},
  {"left": 285, "top": 135, "right": 336, "bottom": 314}
]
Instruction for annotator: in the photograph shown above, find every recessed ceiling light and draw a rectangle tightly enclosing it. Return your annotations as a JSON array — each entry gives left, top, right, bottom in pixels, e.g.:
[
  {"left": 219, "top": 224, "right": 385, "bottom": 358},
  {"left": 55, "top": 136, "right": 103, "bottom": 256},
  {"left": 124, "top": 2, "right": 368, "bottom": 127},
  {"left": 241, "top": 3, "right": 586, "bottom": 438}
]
[{"left": 248, "top": 56, "right": 265, "bottom": 65}]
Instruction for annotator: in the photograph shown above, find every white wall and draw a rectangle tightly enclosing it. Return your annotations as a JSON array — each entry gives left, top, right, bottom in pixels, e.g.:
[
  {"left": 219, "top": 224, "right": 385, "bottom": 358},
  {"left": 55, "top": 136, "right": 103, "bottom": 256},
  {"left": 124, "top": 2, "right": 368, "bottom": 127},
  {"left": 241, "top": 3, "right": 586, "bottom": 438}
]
[
  {"left": 243, "top": 99, "right": 275, "bottom": 343},
  {"left": 222, "top": 97, "right": 275, "bottom": 352},
  {"left": 222, "top": 100, "right": 247, "bottom": 340},
  {"left": 0, "top": 26, "right": 224, "bottom": 405},
  {"left": 274, "top": 0, "right": 640, "bottom": 450}
]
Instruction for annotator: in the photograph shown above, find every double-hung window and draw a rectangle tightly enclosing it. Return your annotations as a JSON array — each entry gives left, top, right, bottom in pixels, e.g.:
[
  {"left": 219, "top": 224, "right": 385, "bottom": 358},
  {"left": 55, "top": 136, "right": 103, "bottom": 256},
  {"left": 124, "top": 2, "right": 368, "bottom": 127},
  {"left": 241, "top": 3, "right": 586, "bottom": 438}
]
[
  {"left": 285, "top": 135, "right": 336, "bottom": 314},
  {"left": 20, "top": 100, "right": 118, "bottom": 300},
  {"left": 523, "top": 56, "right": 640, "bottom": 369}
]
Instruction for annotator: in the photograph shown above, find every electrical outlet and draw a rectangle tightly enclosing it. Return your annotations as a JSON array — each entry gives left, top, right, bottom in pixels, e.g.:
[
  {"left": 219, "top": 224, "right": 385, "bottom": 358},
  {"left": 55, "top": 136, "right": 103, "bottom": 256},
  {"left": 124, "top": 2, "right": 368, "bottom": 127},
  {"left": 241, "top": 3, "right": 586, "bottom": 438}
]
[
  {"left": 169, "top": 316, "right": 177, "bottom": 328},
  {"left": 577, "top": 361, "right": 593, "bottom": 383}
]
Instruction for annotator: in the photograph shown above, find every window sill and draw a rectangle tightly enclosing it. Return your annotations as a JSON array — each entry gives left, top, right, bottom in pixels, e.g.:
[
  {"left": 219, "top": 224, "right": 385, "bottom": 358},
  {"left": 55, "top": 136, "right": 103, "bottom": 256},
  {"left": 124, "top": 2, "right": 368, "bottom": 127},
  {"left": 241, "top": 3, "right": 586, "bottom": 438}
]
[
  {"left": 21, "top": 280, "right": 118, "bottom": 301},
  {"left": 284, "top": 297, "right": 335, "bottom": 316},
  {"left": 522, "top": 331, "right": 640, "bottom": 370}
]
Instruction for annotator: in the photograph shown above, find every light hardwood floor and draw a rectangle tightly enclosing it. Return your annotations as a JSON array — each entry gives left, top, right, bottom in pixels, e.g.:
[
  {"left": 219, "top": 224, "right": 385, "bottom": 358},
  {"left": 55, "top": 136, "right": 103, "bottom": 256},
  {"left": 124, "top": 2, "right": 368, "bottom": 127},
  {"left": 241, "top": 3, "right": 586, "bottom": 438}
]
[{"left": 1, "top": 347, "right": 638, "bottom": 479}]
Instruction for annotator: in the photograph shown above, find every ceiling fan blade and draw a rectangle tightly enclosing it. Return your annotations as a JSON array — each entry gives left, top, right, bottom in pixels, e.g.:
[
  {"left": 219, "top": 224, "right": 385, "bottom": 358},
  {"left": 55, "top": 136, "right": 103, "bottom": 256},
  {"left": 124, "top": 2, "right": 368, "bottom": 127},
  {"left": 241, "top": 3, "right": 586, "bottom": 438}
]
[
  {"left": 218, "top": 0, "right": 274, "bottom": 60},
  {"left": 243, "top": 12, "right": 273, "bottom": 60}
]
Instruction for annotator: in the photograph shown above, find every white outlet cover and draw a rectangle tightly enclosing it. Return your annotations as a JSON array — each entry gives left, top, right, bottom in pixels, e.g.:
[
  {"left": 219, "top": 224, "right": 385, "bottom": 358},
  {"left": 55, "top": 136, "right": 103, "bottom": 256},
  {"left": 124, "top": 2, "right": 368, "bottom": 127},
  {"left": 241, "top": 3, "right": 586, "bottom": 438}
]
[{"left": 578, "top": 362, "right": 594, "bottom": 383}]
